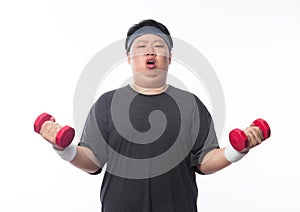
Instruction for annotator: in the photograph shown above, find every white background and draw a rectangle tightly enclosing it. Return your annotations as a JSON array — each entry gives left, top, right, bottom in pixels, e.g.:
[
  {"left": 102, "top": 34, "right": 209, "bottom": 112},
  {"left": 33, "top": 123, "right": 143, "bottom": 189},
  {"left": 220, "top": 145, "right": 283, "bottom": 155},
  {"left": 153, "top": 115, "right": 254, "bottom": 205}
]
[{"left": 1, "top": 0, "right": 299, "bottom": 211}]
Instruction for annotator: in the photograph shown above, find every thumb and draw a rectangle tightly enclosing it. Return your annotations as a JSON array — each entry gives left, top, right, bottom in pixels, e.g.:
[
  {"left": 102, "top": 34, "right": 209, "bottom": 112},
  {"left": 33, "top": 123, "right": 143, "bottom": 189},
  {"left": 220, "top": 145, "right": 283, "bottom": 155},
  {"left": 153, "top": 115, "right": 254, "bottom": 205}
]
[{"left": 50, "top": 117, "right": 56, "bottom": 122}]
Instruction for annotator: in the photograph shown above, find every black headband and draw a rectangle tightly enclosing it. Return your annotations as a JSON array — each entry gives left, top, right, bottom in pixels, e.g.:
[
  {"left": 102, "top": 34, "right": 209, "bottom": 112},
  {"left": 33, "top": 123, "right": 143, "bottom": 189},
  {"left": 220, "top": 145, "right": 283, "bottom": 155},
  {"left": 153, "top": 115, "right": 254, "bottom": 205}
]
[{"left": 126, "top": 26, "right": 173, "bottom": 52}]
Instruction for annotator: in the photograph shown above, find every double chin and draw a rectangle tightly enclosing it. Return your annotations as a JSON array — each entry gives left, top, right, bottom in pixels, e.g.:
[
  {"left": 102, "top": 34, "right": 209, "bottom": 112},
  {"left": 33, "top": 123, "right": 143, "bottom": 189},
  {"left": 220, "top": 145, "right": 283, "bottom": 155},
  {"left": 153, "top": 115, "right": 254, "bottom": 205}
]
[{"left": 133, "top": 70, "right": 168, "bottom": 88}]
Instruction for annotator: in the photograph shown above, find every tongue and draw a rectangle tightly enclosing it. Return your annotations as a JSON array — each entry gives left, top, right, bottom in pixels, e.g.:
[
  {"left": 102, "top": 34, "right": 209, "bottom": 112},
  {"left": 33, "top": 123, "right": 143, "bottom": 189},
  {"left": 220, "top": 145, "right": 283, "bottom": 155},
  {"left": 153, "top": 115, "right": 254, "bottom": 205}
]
[{"left": 146, "top": 63, "right": 156, "bottom": 69}]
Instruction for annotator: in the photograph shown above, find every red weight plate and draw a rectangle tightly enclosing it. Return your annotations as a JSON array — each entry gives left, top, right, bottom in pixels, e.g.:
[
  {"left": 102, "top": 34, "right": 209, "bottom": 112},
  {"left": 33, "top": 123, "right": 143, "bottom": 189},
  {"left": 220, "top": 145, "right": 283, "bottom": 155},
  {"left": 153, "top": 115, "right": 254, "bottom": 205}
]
[
  {"left": 34, "top": 113, "right": 52, "bottom": 133},
  {"left": 253, "top": 118, "right": 271, "bottom": 140},
  {"left": 56, "top": 126, "right": 75, "bottom": 148},
  {"left": 229, "top": 129, "right": 249, "bottom": 152}
]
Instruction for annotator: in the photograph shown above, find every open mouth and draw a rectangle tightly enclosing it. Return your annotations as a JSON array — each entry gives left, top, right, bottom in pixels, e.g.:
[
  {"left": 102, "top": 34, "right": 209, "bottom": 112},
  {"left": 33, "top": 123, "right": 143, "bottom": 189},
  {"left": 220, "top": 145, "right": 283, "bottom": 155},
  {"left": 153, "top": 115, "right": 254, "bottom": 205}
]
[{"left": 146, "top": 58, "right": 156, "bottom": 69}]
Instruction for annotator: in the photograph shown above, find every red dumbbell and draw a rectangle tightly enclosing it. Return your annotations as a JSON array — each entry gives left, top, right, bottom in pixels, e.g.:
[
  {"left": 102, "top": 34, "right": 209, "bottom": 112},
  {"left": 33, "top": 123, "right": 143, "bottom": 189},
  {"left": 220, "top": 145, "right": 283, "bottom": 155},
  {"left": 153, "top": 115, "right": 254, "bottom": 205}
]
[
  {"left": 229, "top": 118, "right": 271, "bottom": 152},
  {"left": 34, "top": 113, "right": 75, "bottom": 148}
]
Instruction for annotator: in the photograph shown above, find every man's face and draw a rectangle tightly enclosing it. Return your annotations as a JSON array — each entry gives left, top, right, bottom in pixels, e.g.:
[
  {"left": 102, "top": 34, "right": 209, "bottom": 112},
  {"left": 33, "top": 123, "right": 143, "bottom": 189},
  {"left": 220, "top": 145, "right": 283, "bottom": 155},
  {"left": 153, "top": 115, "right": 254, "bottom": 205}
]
[{"left": 127, "top": 34, "right": 172, "bottom": 88}]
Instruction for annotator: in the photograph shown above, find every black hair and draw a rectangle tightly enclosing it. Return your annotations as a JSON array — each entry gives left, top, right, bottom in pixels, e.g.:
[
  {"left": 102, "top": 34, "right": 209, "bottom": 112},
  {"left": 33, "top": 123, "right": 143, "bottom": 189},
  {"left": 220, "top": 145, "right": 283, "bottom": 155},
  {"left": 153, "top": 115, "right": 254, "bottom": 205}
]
[{"left": 125, "top": 19, "right": 173, "bottom": 51}]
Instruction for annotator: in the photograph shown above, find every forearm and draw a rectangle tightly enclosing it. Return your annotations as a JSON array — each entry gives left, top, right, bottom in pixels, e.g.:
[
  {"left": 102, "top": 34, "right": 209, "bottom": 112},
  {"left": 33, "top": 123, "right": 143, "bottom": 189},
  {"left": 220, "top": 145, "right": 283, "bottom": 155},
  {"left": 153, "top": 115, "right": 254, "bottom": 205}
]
[
  {"left": 198, "top": 148, "right": 231, "bottom": 174},
  {"left": 69, "top": 146, "right": 101, "bottom": 173},
  {"left": 198, "top": 124, "right": 267, "bottom": 174}
]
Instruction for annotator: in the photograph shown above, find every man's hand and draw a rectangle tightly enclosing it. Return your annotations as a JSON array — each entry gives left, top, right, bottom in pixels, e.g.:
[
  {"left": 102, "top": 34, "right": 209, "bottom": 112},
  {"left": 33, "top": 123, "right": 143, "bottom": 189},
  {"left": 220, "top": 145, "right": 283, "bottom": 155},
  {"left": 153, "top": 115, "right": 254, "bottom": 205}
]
[
  {"left": 39, "top": 117, "right": 64, "bottom": 150},
  {"left": 242, "top": 124, "right": 264, "bottom": 152}
]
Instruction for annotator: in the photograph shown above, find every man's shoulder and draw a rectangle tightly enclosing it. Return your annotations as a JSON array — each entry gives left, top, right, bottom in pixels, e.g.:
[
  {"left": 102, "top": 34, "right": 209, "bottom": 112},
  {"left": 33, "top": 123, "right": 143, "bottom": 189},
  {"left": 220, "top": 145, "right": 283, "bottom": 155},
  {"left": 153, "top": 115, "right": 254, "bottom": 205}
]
[
  {"left": 95, "top": 85, "right": 130, "bottom": 102},
  {"left": 168, "top": 85, "right": 208, "bottom": 112},
  {"left": 167, "top": 85, "right": 199, "bottom": 101},
  {"left": 168, "top": 85, "right": 195, "bottom": 95}
]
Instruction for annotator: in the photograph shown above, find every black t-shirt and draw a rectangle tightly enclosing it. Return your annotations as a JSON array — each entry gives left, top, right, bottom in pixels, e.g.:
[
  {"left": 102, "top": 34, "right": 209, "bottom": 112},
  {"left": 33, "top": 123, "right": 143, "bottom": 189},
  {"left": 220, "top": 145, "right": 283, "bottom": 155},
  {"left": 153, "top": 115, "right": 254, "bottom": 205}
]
[{"left": 79, "top": 85, "right": 219, "bottom": 212}]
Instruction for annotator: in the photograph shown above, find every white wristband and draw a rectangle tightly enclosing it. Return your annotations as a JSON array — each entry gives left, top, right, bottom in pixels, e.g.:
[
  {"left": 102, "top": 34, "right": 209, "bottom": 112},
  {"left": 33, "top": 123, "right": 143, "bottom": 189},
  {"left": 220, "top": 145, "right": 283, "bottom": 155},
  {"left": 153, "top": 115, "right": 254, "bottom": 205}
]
[
  {"left": 224, "top": 145, "right": 248, "bottom": 163},
  {"left": 54, "top": 144, "right": 77, "bottom": 162}
]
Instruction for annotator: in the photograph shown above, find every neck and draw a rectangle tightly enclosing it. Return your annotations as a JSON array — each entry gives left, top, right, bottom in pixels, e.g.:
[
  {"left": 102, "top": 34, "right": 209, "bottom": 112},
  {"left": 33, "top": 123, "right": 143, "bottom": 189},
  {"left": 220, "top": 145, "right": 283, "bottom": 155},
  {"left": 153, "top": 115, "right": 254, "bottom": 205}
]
[{"left": 130, "top": 83, "right": 169, "bottom": 95}]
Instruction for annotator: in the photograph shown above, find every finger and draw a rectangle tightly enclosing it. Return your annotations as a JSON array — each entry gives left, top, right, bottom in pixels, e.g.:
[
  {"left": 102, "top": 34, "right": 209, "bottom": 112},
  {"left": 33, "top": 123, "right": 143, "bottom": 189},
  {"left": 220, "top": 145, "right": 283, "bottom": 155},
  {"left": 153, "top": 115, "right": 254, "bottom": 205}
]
[
  {"left": 40, "top": 119, "right": 54, "bottom": 132},
  {"left": 48, "top": 123, "right": 61, "bottom": 142},
  {"left": 40, "top": 121, "right": 52, "bottom": 135},
  {"left": 247, "top": 130, "right": 257, "bottom": 146},
  {"left": 244, "top": 127, "right": 259, "bottom": 147},
  {"left": 250, "top": 124, "right": 264, "bottom": 140},
  {"left": 248, "top": 127, "right": 263, "bottom": 147},
  {"left": 250, "top": 126, "right": 264, "bottom": 143},
  {"left": 40, "top": 122, "right": 59, "bottom": 144}
]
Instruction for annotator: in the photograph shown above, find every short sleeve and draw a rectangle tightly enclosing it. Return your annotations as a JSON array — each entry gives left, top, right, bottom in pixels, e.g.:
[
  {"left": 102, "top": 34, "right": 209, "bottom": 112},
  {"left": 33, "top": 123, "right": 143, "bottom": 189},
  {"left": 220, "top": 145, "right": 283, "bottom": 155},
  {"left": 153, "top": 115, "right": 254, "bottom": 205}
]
[
  {"left": 78, "top": 93, "right": 110, "bottom": 173},
  {"left": 190, "top": 95, "right": 219, "bottom": 174}
]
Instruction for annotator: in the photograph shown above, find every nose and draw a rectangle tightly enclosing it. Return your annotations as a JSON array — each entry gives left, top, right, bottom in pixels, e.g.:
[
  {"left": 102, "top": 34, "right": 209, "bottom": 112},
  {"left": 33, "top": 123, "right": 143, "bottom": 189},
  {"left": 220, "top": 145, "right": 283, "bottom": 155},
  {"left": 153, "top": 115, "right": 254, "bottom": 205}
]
[
  {"left": 146, "top": 52, "right": 156, "bottom": 56},
  {"left": 145, "top": 45, "right": 156, "bottom": 56}
]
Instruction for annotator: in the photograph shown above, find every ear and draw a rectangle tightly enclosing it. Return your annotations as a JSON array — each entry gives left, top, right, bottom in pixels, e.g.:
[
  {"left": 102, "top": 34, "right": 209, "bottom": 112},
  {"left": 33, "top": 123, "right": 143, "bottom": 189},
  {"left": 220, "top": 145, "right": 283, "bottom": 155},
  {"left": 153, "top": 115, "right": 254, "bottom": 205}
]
[
  {"left": 127, "top": 52, "right": 131, "bottom": 65},
  {"left": 168, "top": 52, "right": 172, "bottom": 64}
]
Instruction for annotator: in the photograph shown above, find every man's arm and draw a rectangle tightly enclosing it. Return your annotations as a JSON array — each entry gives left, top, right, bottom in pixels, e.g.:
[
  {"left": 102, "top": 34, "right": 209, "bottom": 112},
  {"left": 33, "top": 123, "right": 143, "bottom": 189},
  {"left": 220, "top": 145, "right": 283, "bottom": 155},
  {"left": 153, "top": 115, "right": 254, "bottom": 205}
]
[
  {"left": 40, "top": 119, "right": 101, "bottom": 174},
  {"left": 70, "top": 146, "right": 100, "bottom": 173},
  {"left": 198, "top": 125, "right": 264, "bottom": 174},
  {"left": 198, "top": 148, "right": 231, "bottom": 174}
]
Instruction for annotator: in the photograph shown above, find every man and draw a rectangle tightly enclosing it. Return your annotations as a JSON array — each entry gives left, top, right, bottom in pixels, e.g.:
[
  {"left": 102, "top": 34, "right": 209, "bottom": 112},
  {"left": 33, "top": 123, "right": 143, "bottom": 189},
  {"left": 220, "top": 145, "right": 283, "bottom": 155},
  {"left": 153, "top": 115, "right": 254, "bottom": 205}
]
[{"left": 40, "top": 19, "right": 264, "bottom": 212}]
